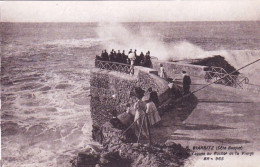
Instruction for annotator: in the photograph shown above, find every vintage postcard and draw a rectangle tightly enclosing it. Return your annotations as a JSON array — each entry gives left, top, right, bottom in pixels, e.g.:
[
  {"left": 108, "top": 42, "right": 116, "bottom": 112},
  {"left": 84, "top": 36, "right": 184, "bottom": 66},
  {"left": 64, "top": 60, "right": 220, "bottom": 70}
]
[{"left": 1, "top": 1, "right": 260, "bottom": 167}]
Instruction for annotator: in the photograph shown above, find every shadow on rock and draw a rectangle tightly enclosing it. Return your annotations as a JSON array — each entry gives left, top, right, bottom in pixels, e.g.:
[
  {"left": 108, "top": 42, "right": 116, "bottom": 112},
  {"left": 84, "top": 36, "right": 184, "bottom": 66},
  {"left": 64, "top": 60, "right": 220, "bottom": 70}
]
[
  {"left": 159, "top": 92, "right": 198, "bottom": 122},
  {"left": 176, "top": 123, "right": 234, "bottom": 131},
  {"left": 149, "top": 93, "right": 198, "bottom": 144}
]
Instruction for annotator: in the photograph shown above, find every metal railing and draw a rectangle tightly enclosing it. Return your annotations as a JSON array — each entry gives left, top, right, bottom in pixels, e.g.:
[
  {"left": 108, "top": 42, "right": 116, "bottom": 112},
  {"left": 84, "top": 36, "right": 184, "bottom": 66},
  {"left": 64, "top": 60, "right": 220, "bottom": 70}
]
[
  {"left": 95, "top": 60, "right": 134, "bottom": 75},
  {"left": 204, "top": 66, "right": 249, "bottom": 88}
]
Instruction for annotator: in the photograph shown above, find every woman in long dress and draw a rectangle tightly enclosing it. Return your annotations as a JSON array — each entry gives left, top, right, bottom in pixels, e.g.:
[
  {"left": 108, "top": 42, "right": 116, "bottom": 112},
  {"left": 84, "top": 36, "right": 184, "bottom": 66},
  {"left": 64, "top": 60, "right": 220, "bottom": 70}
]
[
  {"left": 133, "top": 87, "right": 149, "bottom": 138},
  {"left": 159, "top": 64, "right": 167, "bottom": 79},
  {"left": 145, "top": 95, "right": 161, "bottom": 126}
]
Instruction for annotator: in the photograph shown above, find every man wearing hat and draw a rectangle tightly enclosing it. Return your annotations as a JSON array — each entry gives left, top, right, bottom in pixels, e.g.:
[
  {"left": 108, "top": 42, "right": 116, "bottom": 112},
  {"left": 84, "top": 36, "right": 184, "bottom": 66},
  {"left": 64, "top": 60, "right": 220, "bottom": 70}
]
[
  {"left": 116, "top": 50, "right": 122, "bottom": 63},
  {"left": 182, "top": 71, "right": 191, "bottom": 94},
  {"left": 147, "top": 87, "right": 159, "bottom": 108}
]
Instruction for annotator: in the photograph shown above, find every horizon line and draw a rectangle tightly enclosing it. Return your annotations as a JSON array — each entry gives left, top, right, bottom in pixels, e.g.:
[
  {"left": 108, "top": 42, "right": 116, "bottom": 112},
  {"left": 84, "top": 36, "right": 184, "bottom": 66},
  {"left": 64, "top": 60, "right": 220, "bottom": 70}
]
[{"left": 1, "top": 20, "right": 260, "bottom": 24}]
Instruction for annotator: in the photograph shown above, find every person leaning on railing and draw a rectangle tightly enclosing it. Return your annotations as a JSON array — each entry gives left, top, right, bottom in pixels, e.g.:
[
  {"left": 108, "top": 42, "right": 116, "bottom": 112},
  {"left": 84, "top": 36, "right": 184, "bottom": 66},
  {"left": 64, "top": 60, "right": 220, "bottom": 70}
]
[
  {"left": 113, "top": 50, "right": 117, "bottom": 62},
  {"left": 116, "top": 50, "right": 122, "bottom": 63},
  {"left": 101, "top": 50, "right": 109, "bottom": 61},
  {"left": 95, "top": 52, "right": 103, "bottom": 67},
  {"left": 109, "top": 49, "right": 114, "bottom": 62},
  {"left": 96, "top": 49, "right": 152, "bottom": 73},
  {"left": 139, "top": 52, "right": 145, "bottom": 66},
  {"left": 144, "top": 51, "right": 152, "bottom": 68},
  {"left": 134, "top": 50, "right": 139, "bottom": 65},
  {"left": 122, "top": 50, "right": 127, "bottom": 64}
]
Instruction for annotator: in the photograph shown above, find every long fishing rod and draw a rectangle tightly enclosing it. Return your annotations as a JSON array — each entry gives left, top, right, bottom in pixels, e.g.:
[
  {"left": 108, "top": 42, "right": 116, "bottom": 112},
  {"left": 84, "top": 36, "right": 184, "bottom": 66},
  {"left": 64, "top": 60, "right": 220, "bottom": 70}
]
[
  {"left": 170, "top": 58, "right": 260, "bottom": 105},
  {"left": 121, "top": 59, "right": 260, "bottom": 136},
  {"left": 142, "top": 59, "right": 260, "bottom": 118}
]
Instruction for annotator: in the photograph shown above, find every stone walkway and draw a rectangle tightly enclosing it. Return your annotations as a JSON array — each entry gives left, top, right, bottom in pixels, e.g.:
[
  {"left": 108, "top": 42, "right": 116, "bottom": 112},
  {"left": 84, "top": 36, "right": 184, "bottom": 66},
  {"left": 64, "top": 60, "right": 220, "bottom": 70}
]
[{"left": 148, "top": 76, "right": 260, "bottom": 152}]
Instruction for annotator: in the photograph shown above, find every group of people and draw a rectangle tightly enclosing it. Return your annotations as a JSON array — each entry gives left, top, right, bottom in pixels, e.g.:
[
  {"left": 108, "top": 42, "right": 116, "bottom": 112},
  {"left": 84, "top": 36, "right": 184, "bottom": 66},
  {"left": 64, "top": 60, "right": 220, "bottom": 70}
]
[
  {"left": 129, "top": 71, "right": 191, "bottom": 139},
  {"left": 96, "top": 49, "right": 152, "bottom": 68},
  {"left": 126, "top": 87, "right": 161, "bottom": 139}
]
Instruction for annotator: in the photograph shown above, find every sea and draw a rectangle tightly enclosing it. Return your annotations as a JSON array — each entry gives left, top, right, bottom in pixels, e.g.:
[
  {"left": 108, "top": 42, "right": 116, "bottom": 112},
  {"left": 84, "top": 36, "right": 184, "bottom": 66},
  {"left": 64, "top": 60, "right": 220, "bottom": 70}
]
[{"left": 1, "top": 21, "right": 260, "bottom": 167}]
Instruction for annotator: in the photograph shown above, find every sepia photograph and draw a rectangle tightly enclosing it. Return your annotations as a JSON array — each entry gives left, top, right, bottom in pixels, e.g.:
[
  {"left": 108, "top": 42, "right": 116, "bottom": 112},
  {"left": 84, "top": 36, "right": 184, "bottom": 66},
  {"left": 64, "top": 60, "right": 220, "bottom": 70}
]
[{"left": 1, "top": 1, "right": 260, "bottom": 167}]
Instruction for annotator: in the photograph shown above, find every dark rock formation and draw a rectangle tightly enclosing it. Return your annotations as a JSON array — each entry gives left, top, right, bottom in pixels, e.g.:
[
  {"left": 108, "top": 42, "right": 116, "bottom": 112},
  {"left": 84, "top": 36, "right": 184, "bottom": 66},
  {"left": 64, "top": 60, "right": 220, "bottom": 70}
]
[
  {"left": 72, "top": 122, "right": 190, "bottom": 167},
  {"left": 192, "top": 55, "right": 239, "bottom": 75},
  {"left": 192, "top": 55, "right": 240, "bottom": 86},
  {"left": 92, "top": 125, "right": 104, "bottom": 144}
]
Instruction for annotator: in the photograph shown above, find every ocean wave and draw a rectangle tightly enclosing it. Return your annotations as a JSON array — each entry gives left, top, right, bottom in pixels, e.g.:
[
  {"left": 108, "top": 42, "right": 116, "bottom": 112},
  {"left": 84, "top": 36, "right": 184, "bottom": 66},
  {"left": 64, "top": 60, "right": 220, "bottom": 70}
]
[
  {"left": 153, "top": 41, "right": 260, "bottom": 85},
  {"left": 1, "top": 44, "right": 94, "bottom": 166},
  {"left": 2, "top": 22, "right": 259, "bottom": 166},
  {"left": 44, "top": 38, "right": 102, "bottom": 48},
  {"left": 95, "top": 23, "right": 260, "bottom": 82}
]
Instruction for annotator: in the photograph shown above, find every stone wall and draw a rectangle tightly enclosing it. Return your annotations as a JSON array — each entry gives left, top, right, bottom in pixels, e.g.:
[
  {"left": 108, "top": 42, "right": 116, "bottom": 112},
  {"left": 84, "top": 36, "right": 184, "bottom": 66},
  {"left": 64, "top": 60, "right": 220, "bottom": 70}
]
[
  {"left": 90, "top": 66, "right": 170, "bottom": 128},
  {"left": 152, "top": 59, "right": 207, "bottom": 78}
]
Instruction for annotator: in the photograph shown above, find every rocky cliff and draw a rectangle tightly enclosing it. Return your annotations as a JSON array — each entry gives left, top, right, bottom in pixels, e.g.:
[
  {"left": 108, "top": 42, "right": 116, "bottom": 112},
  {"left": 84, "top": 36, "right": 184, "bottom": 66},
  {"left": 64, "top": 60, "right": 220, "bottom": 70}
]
[
  {"left": 71, "top": 121, "right": 190, "bottom": 167},
  {"left": 72, "top": 65, "right": 192, "bottom": 167}
]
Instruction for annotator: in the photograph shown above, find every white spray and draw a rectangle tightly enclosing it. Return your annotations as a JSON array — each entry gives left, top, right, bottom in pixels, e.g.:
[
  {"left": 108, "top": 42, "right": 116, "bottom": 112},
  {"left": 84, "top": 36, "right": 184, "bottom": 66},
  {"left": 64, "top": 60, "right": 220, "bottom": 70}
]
[{"left": 96, "top": 22, "right": 260, "bottom": 84}]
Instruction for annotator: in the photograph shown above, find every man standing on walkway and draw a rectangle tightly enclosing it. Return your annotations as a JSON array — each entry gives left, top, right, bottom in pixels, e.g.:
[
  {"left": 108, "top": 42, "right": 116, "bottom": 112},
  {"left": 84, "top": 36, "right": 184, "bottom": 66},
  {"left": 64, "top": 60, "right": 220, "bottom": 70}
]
[{"left": 182, "top": 71, "right": 191, "bottom": 94}]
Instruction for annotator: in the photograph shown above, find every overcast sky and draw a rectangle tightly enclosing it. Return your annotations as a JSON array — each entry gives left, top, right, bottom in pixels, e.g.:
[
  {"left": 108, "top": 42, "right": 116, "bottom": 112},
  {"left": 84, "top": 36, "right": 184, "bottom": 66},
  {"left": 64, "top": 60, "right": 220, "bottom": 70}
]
[{"left": 1, "top": 1, "right": 260, "bottom": 22}]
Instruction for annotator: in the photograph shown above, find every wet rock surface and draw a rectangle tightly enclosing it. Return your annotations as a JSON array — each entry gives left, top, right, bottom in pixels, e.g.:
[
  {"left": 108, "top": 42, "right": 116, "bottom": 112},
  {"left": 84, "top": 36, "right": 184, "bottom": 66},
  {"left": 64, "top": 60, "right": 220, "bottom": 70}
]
[
  {"left": 72, "top": 122, "right": 190, "bottom": 167},
  {"left": 192, "top": 55, "right": 239, "bottom": 75}
]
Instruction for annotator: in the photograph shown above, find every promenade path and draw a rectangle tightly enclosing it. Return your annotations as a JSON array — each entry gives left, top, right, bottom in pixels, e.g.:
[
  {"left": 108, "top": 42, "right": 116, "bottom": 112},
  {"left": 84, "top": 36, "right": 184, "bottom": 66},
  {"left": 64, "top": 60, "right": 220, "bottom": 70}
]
[{"left": 150, "top": 76, "right": 260, "bottom": 153}]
